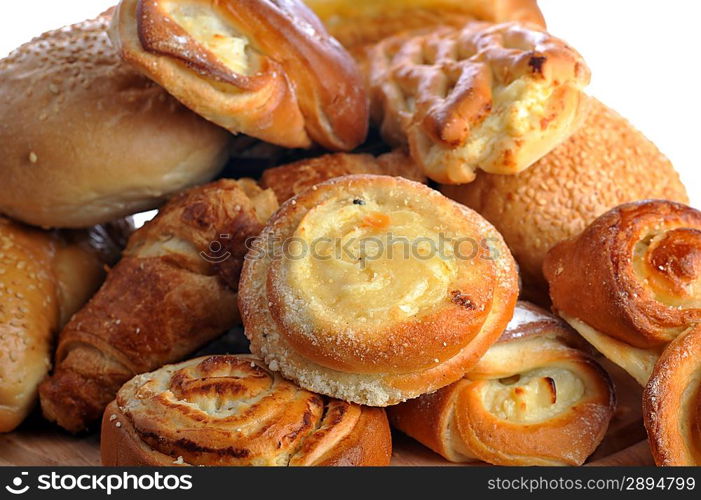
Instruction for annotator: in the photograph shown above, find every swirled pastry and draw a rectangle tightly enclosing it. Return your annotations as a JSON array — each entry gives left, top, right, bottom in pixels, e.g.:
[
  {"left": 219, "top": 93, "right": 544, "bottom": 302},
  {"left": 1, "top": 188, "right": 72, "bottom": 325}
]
[
  {"left": 101, "top": 355, "right": 392, "bottom": 466},
  {"left": 367, "top": 21, "right": 590, "bottom": 183},
  {"left": 260, "top": 150, "right": 426, "bottom": 204},
  {"left": 389, "top": 302, "right": 615, "bottom": 465},
  {"left": 239, "top": 175, "right": 519, "bottom": 406},
  {"left": 644, "top": 325, "right": 701, "bottom": 465},
  {"left": 544, "top": 200, "right": 701, "bottom": 386},
  {"left": 39, "top": 179, "right": 278, "bottom": 433},
  {"left": 109, "top": 0, "right": 367, "bottom": 151},
  {"left": 304, "top": 0, "right": 545, "bottom": 54}
]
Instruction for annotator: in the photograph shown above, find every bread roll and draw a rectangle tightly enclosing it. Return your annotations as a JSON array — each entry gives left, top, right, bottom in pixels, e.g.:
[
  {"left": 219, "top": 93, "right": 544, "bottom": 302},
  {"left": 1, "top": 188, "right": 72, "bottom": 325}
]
[
  {"left": 644, "top": 325, "right": 701, "bottom": 466},
  {"left": 101, "top": 355, "right": 392, "bottom": 466},
  {"left": 389, "top": 302, "right": 615, "bottom": 465},
  {"left": 0, "top": 10, "right": 231, "bottom": 229},
  {"left": 260, "top": 150, "right": 426, "bottom": 204},
  {"left": 109, "top": 0, "right": 368, "bottom": 151},
  {"left": 367, "top": 21, "right": 590, "bottom": 183},
  {"left": 0, "top": 218, "right": 128, "bottom": 432},
  {"left": 39, "top": 180, "right": 278, "bottom": 433},
  {"left": 239, "top": 175, "right": 519, "bottom": 406},
  {"left": 544, "top": 200, "right": 701, "bottom": 386},
  {"left": 305, "top": 0, "right": 545, "bottom": 53},
  {"left": 442, "top": 98, "right": 689, "bottom": 297}
]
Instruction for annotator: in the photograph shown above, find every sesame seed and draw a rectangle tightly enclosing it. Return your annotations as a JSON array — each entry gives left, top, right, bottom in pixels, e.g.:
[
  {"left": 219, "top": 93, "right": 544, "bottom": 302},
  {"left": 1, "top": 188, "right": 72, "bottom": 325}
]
[{"left": 28, "top": 152, "right": 38, "bottom": 163}]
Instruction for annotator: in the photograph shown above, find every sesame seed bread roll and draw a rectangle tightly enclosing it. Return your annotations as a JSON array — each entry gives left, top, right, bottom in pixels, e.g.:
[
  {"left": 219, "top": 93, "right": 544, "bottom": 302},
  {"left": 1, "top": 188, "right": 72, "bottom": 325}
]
[
  {"left": 442, "top": 98, "right": 689, "bottom": 298},
  {"left": 239, "top": 175, "right": 519, "bottom": 406},
  {"left": 0, "top": 218, "right": 129, "bottom": 432},
  {"left": 0, "top": 10, "right": 231, "bottom": 228},
  {"left": 39, "top": 180, "right": 278, "bottom": 433},
  {"left": 389, "top": 302, "right": 615, "bottom": 466},
  {"left": 101, "top": 355, "right": 392, "bottom": 466},
  {"left": 544, "top": 200, "right": 701, "bottom": 386}
]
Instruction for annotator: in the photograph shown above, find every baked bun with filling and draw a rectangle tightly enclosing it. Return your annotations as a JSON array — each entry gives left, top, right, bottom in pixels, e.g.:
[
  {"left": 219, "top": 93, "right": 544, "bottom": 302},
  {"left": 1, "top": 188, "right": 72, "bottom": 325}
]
[
  {"left": 101, "top": 355, "right": 392, "bottom": 466},
  {"left": 0, "top": 10, "right": 231, "bottom": 228},
  {"left": 239, "top": 175, "right": 519, "bottom": 406},
  {"left": 109, "top": 0, "right": 368, "bottom": 151}
]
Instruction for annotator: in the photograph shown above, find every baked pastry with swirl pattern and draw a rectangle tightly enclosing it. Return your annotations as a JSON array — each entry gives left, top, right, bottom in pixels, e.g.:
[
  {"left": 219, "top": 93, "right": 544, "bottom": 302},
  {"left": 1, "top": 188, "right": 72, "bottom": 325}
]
[
  {"left": 389, "top": 302, "right": 615, "bottom": 465},
  {"left": 239, "top": 174, "right": 519, "bottom": 406},
  {"left": 544, "top": 200, "right": 701, "bottom": 386},
  {"left": 101, "top": 355, "right": 392, "bottom": 466}
]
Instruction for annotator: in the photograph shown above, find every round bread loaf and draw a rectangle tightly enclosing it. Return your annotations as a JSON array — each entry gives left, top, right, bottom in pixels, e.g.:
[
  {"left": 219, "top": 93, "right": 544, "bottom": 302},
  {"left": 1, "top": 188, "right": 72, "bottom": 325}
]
[{"left": 0, "top": 10, "right": 231, "bottom": 228}]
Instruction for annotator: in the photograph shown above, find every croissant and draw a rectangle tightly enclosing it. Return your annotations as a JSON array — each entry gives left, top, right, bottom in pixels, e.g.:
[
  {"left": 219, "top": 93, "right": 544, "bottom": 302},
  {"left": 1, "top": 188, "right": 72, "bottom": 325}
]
[
  {"left": 101, "top": 355, "right": 392, "bottom": 466},
  {"left": 389, "top": 302, "right": 615, "bottom": 465},
  {"left": 0, "top": 219, "right": 128, "bottom": 432},
  {"left": 644, "top": 325, "right": 701, "bottom": 465},
  {"left": 39, "top": 179, "right": 278, "bottom": 433},
  {"left": 260, "top": 150, "right": 426, "bottom": 204},
  {"left": 239, "top": 174, "right": 519, "bottom": 406},
  {"left": 109, "top": 0, "right": 368, "bottom": 151},
  {"left": 544, "top": 200, "right": 701, "bottom": 386}
]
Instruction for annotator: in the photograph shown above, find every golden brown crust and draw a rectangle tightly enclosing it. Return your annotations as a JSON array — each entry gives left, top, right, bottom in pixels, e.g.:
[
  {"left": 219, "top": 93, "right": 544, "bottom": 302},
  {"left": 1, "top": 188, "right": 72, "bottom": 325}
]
[
  {"left": 367, "top": 21, "right": 590, "bottom": 183},
  {"left": 39, "top": 180, "right": 278, "bottom": 433},
  {"left": 305, "top": 0, "right": 545, "bottom": 52},
  {"left": 389, "top": 302, "right": 615, "bottom": 465},
  {"left": 0, "top": 10, "right": 231, "bottom": 228},
  {"left": 239, "top": 174, "right": 518, "bottom": 406},
  {"left": 110, "top": 0, "right": 368, "bottom": 151},
  {"left": 260, "top": 150, "right": 426, "bottom": 204},
  {"left": 0, "top": 219, "right": 126, "bottom": 432},
  {"left": 100, "top": 355, "right": 391, "bottom": 466},
  {"left": 441, "top": 98, "right": 689, "bottom": 296},
  {"left": 544, "top": 200, "right": 701, "bottom": 384},
  {"left": 644, "top": 325, "right": 701, "bottom": 466}
]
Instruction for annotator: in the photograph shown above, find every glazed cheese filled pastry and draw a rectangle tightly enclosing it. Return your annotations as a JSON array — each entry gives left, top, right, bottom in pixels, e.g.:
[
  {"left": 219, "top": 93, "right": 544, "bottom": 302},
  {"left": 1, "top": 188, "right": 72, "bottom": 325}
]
[
  {"left": 101, "top": 355, "right": 392, "bottom": 466},
  {"left": 389, "top": 302, "right": 615, "bottom": 465},
  {"left": 367, "top": 21, "right": 590, "bottom": 184},
  {"left": 544, "top": 200, "right": 701, "bottom": 386},
  {"left": 644, "top": 325, "right": 701, "bottom": 466},
  {"left": 110, "top": 0, "right": 368, "bottom": 151},
  {"left": 239, "top": 175, "right": 519, "bottom": 406}
]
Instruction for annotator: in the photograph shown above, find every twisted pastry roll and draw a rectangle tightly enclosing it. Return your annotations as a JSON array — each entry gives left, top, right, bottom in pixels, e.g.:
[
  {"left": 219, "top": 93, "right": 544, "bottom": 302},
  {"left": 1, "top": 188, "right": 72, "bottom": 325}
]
[
  {"left": 304, "top": 0, "right": 545, "bottom": 54},
  {"left": 544, "top": 200, "right": 701, "bottom": 386},
  {"left": 110, "top": 0, "right": 367, "bottom": 151},
  {"left": 367, "top": 21, "right": 590, "bottom": 183},
  {"left": 389, "top": 302, "right": 615, "bottom": 465},
  {"left": 101, "top": 355, "right": 392, "bottom": 466},
  {"left": 0, "top": 219, "right": 128, "bottom": 432},
  {"left": 644, "top": 325, "right": 701, "bottom": 465},
  {"left": 239, "top": 175, "right": 519, "bottom": 406},
  {"left": 260, "top": 150, "right": 426, "bottom": 204},
  {"left": 39, "top": 180, "right": 277, "bottom": 433}
]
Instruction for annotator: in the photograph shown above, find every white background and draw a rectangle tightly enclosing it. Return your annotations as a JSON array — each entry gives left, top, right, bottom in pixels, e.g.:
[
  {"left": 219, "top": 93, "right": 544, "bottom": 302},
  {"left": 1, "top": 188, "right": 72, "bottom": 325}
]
[{"left": 1, "top": 0, "right": 699, "bottom": 206}]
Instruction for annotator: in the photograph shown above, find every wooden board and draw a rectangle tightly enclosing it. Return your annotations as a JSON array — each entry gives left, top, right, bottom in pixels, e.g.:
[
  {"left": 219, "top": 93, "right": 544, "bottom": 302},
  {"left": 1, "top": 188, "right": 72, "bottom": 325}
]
[{"left": 0, "top": 358, "right": 653, "bottom": 467}]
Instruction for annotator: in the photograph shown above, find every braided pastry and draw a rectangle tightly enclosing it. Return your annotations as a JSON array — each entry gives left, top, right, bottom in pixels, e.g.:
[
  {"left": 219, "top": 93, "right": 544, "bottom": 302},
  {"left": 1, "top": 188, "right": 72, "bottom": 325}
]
[
  {"left": 239, "top": 174, "right": 519, "bottom": 406},
  {"left": 644, "top": 325, "right": 701, "bottom": 465},
  {"left": 389, "top": 302, "right": 615, "bottom": 465},
  {"left": 39, "top": 179, "right": 277, "bottom": 433},
  {"left": 544, "top": 200, "right": 701, "bottom": 386},
  {"left": 110, "top": 0, "right": 367, "bottom": 151},
  {"left": 367, "top": 21, "right": 590, "bottom": 183},
  {"left": 101, "top": 355, "right": 392, "bottom": 466}
]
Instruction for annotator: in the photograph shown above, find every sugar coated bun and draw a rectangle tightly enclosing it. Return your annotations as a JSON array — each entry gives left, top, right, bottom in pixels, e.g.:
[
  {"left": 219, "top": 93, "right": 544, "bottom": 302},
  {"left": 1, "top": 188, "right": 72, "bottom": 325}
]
[
  {"left": 0, "top": 10, "right": 231, "bottom": 228},
  {"left": 441, "top": 97, "right": 689, "bottom": 295}
]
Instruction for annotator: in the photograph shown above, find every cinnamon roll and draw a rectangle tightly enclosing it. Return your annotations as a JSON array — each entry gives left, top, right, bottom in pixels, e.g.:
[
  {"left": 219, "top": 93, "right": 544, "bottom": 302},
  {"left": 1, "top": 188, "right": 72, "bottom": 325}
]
[
  {"left": 644, "top": 324, "right": 701, "bottom": 466},
  {"left": 389, "top": 302, "right": 615, "bottom": 465},
  {"left": 101, "top": 355, "right": 392, "bottom": 466},
  {"left": 109, "top": 0, "right": 367, "bottom": 151},
  {"left": 239, "top": 174, "right": 519, "bottom": 406},
  {"left": 544, "top": 200, "right": 701, "bottom": 386}
]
